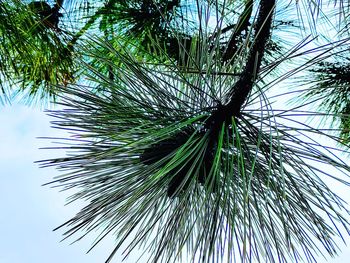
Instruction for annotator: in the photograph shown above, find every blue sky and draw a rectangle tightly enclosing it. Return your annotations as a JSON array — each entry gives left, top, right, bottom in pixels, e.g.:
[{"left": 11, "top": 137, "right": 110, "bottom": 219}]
[
  {"left": 1, "top": 104, "right": 350, "bottom": 263},
  {"left": 0, "top": 104, "right": 137, "bottom": 263}
]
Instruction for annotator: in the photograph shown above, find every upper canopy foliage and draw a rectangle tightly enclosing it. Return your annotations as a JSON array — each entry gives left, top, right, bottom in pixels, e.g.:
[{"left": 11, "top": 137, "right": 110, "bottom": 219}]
[{"left": 2, "top": 0, "right": 350, "bottom": 262}]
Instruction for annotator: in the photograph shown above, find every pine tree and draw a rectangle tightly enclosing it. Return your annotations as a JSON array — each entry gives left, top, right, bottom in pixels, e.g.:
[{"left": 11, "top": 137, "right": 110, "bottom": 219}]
[{"left": 2, "top": 0, "right": 350, "bottom": 262}]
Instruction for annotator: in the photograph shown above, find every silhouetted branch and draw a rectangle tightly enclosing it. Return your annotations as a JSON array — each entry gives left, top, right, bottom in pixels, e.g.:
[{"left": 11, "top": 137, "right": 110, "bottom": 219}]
[
  {"left": 206, "top": 0, "right": 275, "bottom": 131},
  {"left": 222, "top": 0, "right": 253, "bottom": 62}
]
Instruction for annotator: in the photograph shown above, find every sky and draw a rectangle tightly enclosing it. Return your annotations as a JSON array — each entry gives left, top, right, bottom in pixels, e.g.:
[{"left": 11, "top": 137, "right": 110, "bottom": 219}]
[
  {"left": 1, "top": 103, "right": 350, "bottom": 263},
  {"left": 0, "top": 104, "right": 139, "bottom": 263}
]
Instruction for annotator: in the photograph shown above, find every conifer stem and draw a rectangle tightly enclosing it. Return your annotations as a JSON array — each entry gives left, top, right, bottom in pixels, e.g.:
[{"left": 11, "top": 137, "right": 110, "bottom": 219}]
[
  {"left": 226, "top": 0, "right": 275, "bottom": 116},
  {"left": 206, "top": 0, "right": 275, "bottom": 132}
]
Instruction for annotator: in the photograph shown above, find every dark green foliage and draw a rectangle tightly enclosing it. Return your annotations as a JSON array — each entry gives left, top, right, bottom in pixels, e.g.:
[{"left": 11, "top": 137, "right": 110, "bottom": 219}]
[
  {"left": 27, "top": 1, "right": 63, "bottom": 31},
  {"left": 305, "top": 61, "right": 350, "bottom": 144},
  {"left": 39, "top": 1, "right": 350, "bottom": 261},
  {"left": 140, "top": 126, "right": 218, "bottom": 197},
  {"left": 42, "top": 53, "right": 350, "bottom": 261}
]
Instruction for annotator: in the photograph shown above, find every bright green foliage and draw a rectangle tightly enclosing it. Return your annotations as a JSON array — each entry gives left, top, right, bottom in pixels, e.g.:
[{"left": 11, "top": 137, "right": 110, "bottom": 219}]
[{"left": 0, "top": 0, "right": 73, "bottom": 103}]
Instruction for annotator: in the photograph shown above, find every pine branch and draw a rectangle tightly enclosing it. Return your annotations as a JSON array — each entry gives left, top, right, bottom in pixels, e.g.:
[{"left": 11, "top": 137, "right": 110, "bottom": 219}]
[
  {"left": 54, "top": 0, "right": 64, "bottom": 9},
  {"left": 206, "top": 0, "right": 275, "bottom": 133},
  {"left": 227, "top": 0, "right": 275, "bottom": 113},
  {"left": 222, "top": 0, "right": 253, "bottom": 62},
  {"left": 67, "top": 0, "right": 116, "bottom": 48}
]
